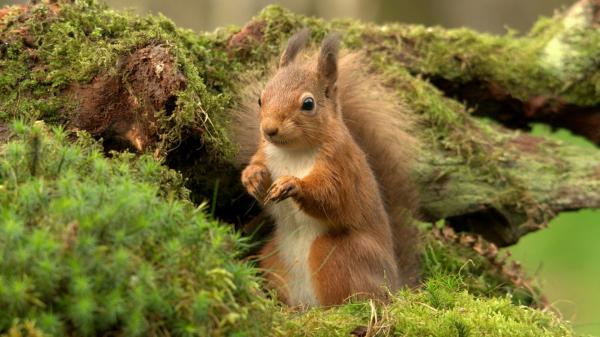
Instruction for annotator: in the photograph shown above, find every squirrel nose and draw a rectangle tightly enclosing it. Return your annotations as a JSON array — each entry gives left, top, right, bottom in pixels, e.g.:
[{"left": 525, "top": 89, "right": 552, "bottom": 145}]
[{"left": 263, "top": 127, "right": 279, "bottom": 137}]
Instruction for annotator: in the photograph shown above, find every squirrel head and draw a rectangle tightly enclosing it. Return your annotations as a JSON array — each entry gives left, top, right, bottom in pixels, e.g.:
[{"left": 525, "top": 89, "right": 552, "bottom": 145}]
[{"left": 258, "top": 29, "right": 341, "bottom": 149}]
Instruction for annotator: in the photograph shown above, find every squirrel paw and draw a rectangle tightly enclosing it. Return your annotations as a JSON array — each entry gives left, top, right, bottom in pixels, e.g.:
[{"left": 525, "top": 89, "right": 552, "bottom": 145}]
[
  {"left": 241, "top": 164, "right": 270, "bottom": 199},
  {"left": 265, "top": 176, "right": 301, "bottom": 204}
]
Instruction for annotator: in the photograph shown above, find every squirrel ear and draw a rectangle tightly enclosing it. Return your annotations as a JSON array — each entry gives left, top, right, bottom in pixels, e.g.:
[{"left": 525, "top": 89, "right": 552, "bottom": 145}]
[
  {"left": 318, "top": 33, "right": 340, "bottom": 92},
  {"left": 279, "top": 28, "right": 310, "bottom": 68}
]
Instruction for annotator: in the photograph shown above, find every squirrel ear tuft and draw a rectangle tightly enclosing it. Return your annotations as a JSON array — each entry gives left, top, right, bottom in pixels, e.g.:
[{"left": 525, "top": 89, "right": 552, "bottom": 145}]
[
  {"left": 279, "top": 28, "right": 310, "bottom": 68},
  {"left": 318, "top": 33, "right": 340, "bottom": 90}
]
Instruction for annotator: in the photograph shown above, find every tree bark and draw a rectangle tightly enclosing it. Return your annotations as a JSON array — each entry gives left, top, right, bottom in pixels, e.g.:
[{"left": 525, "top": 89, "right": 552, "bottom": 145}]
[
  {"left": 0, "top": 0, "right": 598, "bottom": 247},
  {"left": 394, "top": 0, "right": 600, "bottom": 143}
]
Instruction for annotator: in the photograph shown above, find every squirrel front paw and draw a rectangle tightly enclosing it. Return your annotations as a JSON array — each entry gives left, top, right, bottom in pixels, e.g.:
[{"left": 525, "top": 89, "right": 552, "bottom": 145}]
[
  {"left": 241, "top": 164, "right": 271, "bottom": 200},
  {"left": 265, "top": 176, "right": 301, "bottom": 204}
]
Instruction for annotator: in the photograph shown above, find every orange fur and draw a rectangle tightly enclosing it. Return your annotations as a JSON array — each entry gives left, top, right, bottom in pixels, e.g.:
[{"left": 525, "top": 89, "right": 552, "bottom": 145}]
[
  {"left": 232, "top": 31, "right": 420, "bottom": 306},
  {"left": 338, "top": 54, "right": 421, "bottom": 286},
  {"left": 309, "top": 232, "right": 398, "bottom": 305}
]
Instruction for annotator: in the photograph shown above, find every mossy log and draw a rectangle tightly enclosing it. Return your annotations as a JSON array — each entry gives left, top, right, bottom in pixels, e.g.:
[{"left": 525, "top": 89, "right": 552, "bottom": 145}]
[
  {"left": 395, "top": 0, "right": 600, "bottom": 141},
  {"left": 0, "top": 0, "right": 595, "bottom": 335},
  {"left": 0, "top": 122, "right": 571, "bottom": 336},
  {"left": 0, "top": 1, "right": 600, "bottom": 245},
  {"left": 2, "top": 0, "right": 598, "bottom": 247}
]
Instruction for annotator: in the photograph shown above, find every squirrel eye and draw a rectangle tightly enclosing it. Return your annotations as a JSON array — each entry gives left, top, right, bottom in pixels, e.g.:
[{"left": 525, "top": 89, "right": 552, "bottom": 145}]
[
  {"left": 301, "top": 97, "right": 314, "bottom": 111},
  {"left": 258, "top": 97, "right": 262, "bottom": 107}
]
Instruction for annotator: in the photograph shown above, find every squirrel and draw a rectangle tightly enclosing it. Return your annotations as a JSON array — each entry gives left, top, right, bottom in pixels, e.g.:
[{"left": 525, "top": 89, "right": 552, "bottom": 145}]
[{"left": 231, "top": 29, "right": 420, "bottom": 307}]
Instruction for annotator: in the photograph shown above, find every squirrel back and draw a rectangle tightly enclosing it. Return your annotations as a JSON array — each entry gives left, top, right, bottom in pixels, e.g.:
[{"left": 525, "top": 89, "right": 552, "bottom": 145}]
[{"left": 229, "top": 34, "right": 421, "bottom": 287}]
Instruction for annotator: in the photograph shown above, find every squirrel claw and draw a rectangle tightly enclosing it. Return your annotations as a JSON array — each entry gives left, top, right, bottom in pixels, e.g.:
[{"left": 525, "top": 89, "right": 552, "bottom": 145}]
[
  {"left": 241, "top": 164, "right": 270, "bottom": 200},
  {"left": 264, "top": 176, "right": 300, "bottom": 204}
]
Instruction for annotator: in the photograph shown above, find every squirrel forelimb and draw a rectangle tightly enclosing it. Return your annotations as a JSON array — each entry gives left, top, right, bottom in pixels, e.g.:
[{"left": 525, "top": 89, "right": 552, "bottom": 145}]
[
  {"left": 264, "top": 175, "right": 301, "bottom": 205},
  {"left": 241, "top": 162, "right": 271, "bottom": 201}
]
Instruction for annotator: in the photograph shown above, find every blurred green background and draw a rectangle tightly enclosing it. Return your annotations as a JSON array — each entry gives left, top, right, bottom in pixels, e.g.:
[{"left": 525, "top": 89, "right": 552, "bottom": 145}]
[
  {"left": 1, "top": 0, "right": 598, "bottom": 334},
  {"left": 512, "top": 125, "right": 600, "bottom": 336}
]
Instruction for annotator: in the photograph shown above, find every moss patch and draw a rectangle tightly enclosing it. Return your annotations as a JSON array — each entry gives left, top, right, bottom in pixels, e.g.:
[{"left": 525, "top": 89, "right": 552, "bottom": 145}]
[
  {"left": 2, "top": 2, "right": 593, "bottom": 229},
  {"left": 0, "top": 0, "right": 236, "bottom": 158},
  {"left": 281, "top": 275, "right": 571, "bottom": 337},
  {"left": 0, "top": 122, "right": 277, "bottom": 336},
  {"left": 0, "top": 2, "right": 589, "bottom": 335}
]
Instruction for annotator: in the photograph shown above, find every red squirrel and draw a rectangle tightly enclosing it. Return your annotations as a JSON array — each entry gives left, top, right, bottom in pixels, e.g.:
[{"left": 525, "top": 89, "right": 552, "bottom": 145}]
[{"left": 234, "top": 29, "right": 420, "bottom": 307}]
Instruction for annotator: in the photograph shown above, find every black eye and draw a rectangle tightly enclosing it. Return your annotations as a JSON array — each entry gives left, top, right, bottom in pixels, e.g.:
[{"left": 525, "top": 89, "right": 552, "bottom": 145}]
[
  {"left": 258, "top": 97, "right": 262, "bottom": 107},
  {"left": 301, "top": 97, "right": 314, "bottom": 111}
]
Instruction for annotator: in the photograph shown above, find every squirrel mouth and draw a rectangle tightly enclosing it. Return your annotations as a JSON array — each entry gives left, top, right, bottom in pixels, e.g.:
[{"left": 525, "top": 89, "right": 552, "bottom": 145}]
[
  {"left": 265, "top": 134, "right": 291, "bottom": 146},
  {"left": 267, "top": 138, "right": 289, "bottom": 146}
]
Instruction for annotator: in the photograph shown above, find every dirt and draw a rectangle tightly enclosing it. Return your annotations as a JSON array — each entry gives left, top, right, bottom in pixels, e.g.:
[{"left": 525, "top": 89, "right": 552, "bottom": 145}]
[
  {"left": 0, "top": 5, "right": 28, "bottom": 23},
  {"left": 361, "top": 32, "right": 419, "bottom": 68},
  {"left": 69, "top": 45, "right": 186, "bottom": 152},
  {"left": 508, "top": 133, "right": 545, "bottom": 154},
  {"left": 0, "top": 122, "right": 9, "bottom": 143},
  {"left": 350, "top": 326, "right": 368, "bottom": 337},
  {"left": 580, "top": 0, "right": 600, "bottom": 26},
  {"left": 227, "top": 20, "right": 266, "bottom": 58},
  {"left": 547, "top": 107, "right": 600, "bottom": 144},
  {"left": 0, "top": 2, "right": 60, "bottom": 30}
]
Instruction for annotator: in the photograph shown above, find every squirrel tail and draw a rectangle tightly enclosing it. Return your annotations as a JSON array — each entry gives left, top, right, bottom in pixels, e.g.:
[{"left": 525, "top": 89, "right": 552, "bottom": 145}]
[
  {"left": 338, "top": 53, "right": 421, "bottom": 287},
  {"left": 227, "top": 68, "right": 267, "bottom": 167},
  {"left": 227, "top": 53, "right": 421, "bottom": 287}
]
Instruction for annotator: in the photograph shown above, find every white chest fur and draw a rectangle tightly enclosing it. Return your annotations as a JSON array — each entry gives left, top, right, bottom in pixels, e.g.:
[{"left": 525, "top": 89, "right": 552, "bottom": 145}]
[{"left": 264, "top": 143, "right": 324, "bottom": 307}]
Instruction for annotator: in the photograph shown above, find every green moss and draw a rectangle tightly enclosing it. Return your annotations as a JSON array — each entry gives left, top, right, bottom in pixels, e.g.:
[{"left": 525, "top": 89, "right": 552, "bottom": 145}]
[
  {"left": 2, "top": 2, "right": 578, "bottom": 216},
  {"left": 0, "top": 121, "right": 575, "bottom": 335},
  {"left": 0, "top": 122, "right": 277, "bottom": 336},
  {"left": 0, "top": 0, "right": 258, "bottom": 212},
  {"left": 281, "top": 274, "right": 572, "bottom": 337},
  {"left": 0, "top": 0, "right": 237, "bottom": 159},
  {"left": 396, "top": 16, "right": 599, "bottom": 106},
  {"left": 0, "top": 3, "right": 587, "bottom": 335},
  {"left": 403, "top": 26, "right": 552, "bottom": 94},
  {"left": 0, "top": 0, "right": 577, "bottom": 260},
  {"left": 421, "top": 232, "right": 537, "bottom": 305}
]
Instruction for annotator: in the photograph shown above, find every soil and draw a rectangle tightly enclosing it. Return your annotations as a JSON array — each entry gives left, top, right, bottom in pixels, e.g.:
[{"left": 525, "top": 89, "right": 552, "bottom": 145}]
[
  {"left": 0, "top": 122, "right": 9, "bottom": 142},
  {"left": 508, "top": 133, "right": 545, "bottom": 154},
  {"left": 69, "top": 45, "right": 186, "bottom": 152},
  {"left": 227, "top": 20, "right": 267, "bottom": 58}
]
